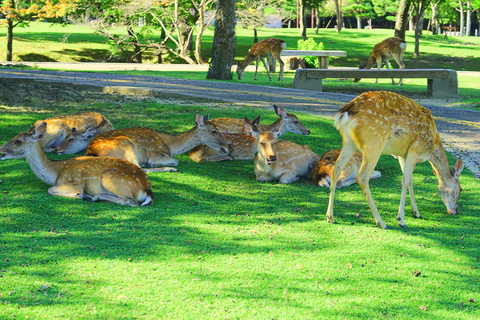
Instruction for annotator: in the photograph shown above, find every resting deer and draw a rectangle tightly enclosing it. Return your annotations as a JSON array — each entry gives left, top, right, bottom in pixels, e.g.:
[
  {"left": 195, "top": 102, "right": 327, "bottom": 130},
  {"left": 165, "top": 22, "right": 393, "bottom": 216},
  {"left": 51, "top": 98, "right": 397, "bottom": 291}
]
[
  {"left": 236, "top": 38, "right": 286, "bottom": 81},
  {"left": 56, "top": 121, "right": 114, "bottom": 154},
  {"left": 29, "top": 112, "right": 114, "bottom": 152},
  {"left": 0, "top": 123, "right": 154, "bottom": 206},
  {"left": 311, "top": 149, "right": 381, "bottom": 188},
  {"left": 354, "top": 37, "right": 407, "bottom": 86},
  {"left": 254, "top": 128, "right": 320, "bottom": 184},
  {"left": 189, "top": 105, "right": 311, "bottom": 162},
  {"left": 85, "top": 113, "right": 229, "bottom": 171},
  {"left": 326, "top": 91, "right": 463, "bottom": 229}
]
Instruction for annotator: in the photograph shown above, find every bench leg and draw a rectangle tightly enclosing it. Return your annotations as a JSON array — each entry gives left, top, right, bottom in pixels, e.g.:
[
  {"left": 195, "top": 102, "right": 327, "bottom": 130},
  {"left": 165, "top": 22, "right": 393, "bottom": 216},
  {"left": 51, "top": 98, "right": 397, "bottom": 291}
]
[
  {"left": 427, "top": 71, "right": 458, "bottom": 98},
  {"left": 267, "top": 57, "right": 276, "bottom": 73},
  {"left": 318, "top": 57, "right": 329, "bottom": 69},
  {"left": 293, "top": 70, "right": 323, "bottom": 91}
]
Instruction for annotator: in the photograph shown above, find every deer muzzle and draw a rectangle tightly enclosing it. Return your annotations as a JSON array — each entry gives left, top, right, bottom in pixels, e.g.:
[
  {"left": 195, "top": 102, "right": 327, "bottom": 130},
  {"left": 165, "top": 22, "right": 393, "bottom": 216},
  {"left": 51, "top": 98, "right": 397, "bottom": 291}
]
[{"left": 266, "top": 155, "right": 276, "bottom": 165}]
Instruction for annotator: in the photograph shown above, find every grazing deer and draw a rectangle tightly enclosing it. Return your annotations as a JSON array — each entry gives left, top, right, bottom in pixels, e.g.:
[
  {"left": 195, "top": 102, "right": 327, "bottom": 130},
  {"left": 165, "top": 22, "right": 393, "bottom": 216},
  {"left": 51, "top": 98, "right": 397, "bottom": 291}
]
[
  {"left": 236, "top": 38, "right": 286, "bottom": 81},
  {"left": 56, "top": 121, "right": 114, "bottom": 154},
  {"left": 29, "top": 112, "right": 114, "bottom": 152},
  {"left": 189, "top": 105, "right": 311, "bottom": 162},
  {"left": 326, "top": 91, "right": 463, "bottom": 229},
  {"left": 254, "top": 128, "right": 320, "bottom": 184},
  {"left": 189, "top": 118, "right": 259, "bottom": 162},
  {"left": 85, "top": 113, "right": 229, "bottom": 171},
  {"left": 311, "top": 149, "right": 381, "bottom": 188},
  {"left": 0, "top": 123, "right": 154, "bottom": 206},
  {"left": 354, "top": 37, "right": 407, "bottom": 85}
]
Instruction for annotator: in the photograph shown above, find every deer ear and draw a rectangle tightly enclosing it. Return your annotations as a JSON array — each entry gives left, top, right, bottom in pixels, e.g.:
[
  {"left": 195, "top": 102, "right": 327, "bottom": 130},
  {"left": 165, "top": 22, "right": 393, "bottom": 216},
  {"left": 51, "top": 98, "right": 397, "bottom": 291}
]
[
  {"left": 195, "top": 113, "right": 204, "bottom": 127},
  {"left": 272, "top": 127, "right": 282, "bottom": 138},
  {"left": 32, "top": 122, "right": 47, "bottom": 140},
  {"left": 274, "top": 105, "right": 287, "bottom": 119},
  {"left": 83, "top": 127, "right": 97, "bottom": 139},
  {"left": 252, "top": 116, "right": 261, "bottom": 126},
  {"left": 453, "top": 159, "right": 464, "bottom": 178}
]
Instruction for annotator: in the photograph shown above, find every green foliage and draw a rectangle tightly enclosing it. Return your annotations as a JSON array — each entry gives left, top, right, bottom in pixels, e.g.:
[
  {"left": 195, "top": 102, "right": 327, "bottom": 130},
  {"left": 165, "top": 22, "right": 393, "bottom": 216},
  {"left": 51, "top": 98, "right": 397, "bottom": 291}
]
[{"left": 297, "top": 37, "right": 325, "bottom": 68}]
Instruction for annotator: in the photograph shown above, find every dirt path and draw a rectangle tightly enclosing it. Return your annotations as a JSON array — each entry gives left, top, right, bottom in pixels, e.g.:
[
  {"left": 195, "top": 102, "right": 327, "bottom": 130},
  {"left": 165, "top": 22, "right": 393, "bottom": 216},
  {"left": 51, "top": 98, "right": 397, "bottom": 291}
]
[{"left": 1, "top": 68, "right": 479, "bottom": 180}]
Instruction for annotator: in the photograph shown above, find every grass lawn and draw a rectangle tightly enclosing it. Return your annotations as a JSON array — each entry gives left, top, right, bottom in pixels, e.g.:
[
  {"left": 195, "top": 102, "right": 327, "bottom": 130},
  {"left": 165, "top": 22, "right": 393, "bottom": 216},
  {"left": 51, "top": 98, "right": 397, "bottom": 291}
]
[{"left": 1, "top": 94, "right": 479, "bottom": 318}]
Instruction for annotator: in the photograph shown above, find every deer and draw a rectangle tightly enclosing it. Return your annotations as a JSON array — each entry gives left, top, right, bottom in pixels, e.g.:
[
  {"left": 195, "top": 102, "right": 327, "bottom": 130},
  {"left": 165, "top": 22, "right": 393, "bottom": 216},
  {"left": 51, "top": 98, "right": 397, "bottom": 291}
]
[
  {"left": 0, "top": 122, "right": 154, "bottom": 206},
  {"left": 325, "top": 91, "right": 464, "bottom": 229},
  {"left": 354, "top": 37, "right": 407, "bottom": 86},
  {"left": 254, "top": 128, "right": 320, "bottom": 184},
  {"left": 84, "top": 113, "right": 229, "bottom": 171},
  {"left": 236, "top": 38, "right": 286, "bottom": 81},
  {"left": 310, "top": 149, "right": 381, "bottom": 188},
  {"left": 56, "top": 120, "right": 114, "bottom": 155},
  {"left": 189, "top": 105, "right": 311, "bottom": 162},
  {"left": 28, "top": 112, "right": 114, "bottom": 152}
]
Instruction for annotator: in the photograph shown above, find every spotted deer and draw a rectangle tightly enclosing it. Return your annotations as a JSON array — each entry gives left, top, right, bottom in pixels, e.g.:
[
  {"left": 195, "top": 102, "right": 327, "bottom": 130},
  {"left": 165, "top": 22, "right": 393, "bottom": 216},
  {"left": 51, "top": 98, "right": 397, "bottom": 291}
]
[
  {"left": 326, "top": 91, "right": 463, "bottom": 229},
  {"left": 189, "top": 105, "right": 311, "bottom": 162},
  {"left": 85, "top": 113, "right": 229, "bottom": 171},
  {"left": 236, "top": 38, "right": 286, "bottom": 81},
  {"left": 55, "top": 121, "right": 114, "bottom": 154},
  {"left": 311, "top": 149, "right": 381, "bottom": 188},
  {"left": 29, "top": 112, "right": 114, "bottom": 152},
  {"left": 254, "top": 128, "right": 320, "bottom": 184},
  {"left": 0, "top": 123, "right": 154, "bottom": 206},
  {"left": 354, "top": 37, "right": 407, "bottom": 85}
]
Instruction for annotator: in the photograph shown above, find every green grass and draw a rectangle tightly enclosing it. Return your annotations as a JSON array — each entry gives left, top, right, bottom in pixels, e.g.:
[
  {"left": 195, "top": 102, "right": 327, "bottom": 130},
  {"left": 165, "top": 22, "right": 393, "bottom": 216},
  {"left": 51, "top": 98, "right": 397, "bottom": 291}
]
[{"left": 1, "top": 96, "right": 479, "bottom": 318}]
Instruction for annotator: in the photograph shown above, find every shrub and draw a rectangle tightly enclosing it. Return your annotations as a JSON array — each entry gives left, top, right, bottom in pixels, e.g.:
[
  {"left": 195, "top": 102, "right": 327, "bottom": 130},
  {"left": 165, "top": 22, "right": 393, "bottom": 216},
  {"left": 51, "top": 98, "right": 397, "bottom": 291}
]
[{"left": 297, "top": 38, "right": 325, "bottom": 68}]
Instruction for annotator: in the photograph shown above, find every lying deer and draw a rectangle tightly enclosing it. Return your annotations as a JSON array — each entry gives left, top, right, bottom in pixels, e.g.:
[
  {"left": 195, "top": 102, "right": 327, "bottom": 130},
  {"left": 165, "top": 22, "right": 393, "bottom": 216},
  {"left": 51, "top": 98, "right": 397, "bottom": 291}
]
[
  {"left": 56, "top": 121, "right": 114, "bottom": 154},
  {"left": 354, "top": 37, "right": 407, "bottom": 85},
  {"left": 85, "top": 113, "right": 229, "bottom": 171},
  {"left": 0, "top": 123, "right": 153, "bottom": 206},
  {"left": 326, "top": 91, "right": 463, "bottom": 229},
  {"left": 189, "top": 105, "right": 311, "bottom": 162},
  {"left": 311, "top": 149, "right": 381, "bottom": 188},
  {"left": 29, "top": 111, "right": 114, "bottom": 152},
  {"left": 236, "top": 38, "right": 286, "bottom": 81},
  {"left": 254, "top": 128, "right": 320, "bottom": 184}
]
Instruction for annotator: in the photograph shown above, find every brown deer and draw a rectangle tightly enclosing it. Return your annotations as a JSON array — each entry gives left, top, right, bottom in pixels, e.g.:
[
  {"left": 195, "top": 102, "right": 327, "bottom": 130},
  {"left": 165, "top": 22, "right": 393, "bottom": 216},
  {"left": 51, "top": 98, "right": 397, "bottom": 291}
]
[
  {"left": 85, "top": 113, "right": 229, "bottom": 171},
  {"left": 29, "top": 112, "right": 114, "bottom": 152},
  {"left": 354, "top": 37, "right": 407, "bottom": 85},
  {"left": 311, "top": 149, "right": 381, "bottom": 188},
  {"left": 0, "top": 123, "right": 154, "bottom": 206},
  {"left": 189, "top": 105, "right": 311, "bottom": 162},
  {"left": 236, "top": 38, "right": 286, "bottom": 81},
  {"left": 56, "top": 121, "right": 114, "bottom": 154},
  {"left": 254, "top": 128, "right": 320, "bottom": 184},
  {"left": 325, "top": 91, "right": 463, "bottom": 229}
]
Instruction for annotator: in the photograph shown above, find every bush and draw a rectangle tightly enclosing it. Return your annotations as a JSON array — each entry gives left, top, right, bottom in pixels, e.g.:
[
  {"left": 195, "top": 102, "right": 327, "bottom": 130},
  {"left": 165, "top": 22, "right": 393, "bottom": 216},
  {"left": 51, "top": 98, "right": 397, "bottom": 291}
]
[{"left": 297, "top": 38, "right": 325, "bottom": 68}]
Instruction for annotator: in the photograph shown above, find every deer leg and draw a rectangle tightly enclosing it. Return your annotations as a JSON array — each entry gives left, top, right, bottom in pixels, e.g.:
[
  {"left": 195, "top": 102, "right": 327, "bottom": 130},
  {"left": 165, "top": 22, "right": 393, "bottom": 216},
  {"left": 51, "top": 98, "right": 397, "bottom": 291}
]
[
  {"left": 47, "top": 184, "right": 84, "bottom": 199},
  {"left": 145, "top": 154, "right": 178, "bottom": 172},
  {"left": 278, "top": 172, "right": 299, "bottom": 184},
  {"left": 356, "top": 147, "right": 388, "bottom": 229},
  {"left": 86, "top": 193, "right": 138, "bottom": 206},
  {"left": 276, "top": 57, "right": 284, "bottom": 81},
  {"left": 397, "top": 156, "right": 421, "bottom": 224},
  {"left": 254, "top": 58, "right": 261, "bottom": 80},
  {"left": 384, "top": 60, "right": 396, "bottom": 85},
  {"left": 326, "top": 139, "right": 357, "bottom": 224},
  {"left": 260, "top": 58, "right": 272, "bottom": 81},
  {"left": 96, "top": 170, "right": 141, "bottom": 206},
  {"left": 393, "top": 56, "right": 405, "bottom": 86}
]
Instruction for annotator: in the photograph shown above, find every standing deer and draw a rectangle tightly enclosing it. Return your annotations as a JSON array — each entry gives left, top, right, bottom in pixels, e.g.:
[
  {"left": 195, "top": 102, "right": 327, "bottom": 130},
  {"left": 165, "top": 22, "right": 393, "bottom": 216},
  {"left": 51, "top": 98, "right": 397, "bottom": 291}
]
[
  {"left": 189, "top": 105, "right": 311, "bottom": 162},
  {"left": 311, "top": 149, "right": 381, "bottom": 188},
  {"left": 56, "top": 120, "right": 114, "bottom": 154},
  {"left": 236, "top": 38, "right": 286, "bottom": 81},
  {"left": 254, "top": 128, "right": 320, "bottom": 184},
  {"left": 85, "top": 113, "right": 229, "bottom": 171},
  {"left": 326, "top": 91, "right": 463, "bottom": 229},
  {"left": 29, "top": 112, "right": 114, "bottom": 152},
  {"left": 354, "top": 37, "right": 407, "bottom": 85},
  {"left": 0, "top": 123, "right": 154, "bottom": 206}
]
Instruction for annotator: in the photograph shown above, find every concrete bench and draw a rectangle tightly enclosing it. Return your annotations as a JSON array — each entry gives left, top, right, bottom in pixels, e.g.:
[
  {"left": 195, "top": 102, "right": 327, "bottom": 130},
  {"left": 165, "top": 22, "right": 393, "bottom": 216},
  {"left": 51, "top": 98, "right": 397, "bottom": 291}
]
[
  {"left": 292, "top": 68, "right": 458, "bottom": 98},
  {"left": 268, "top": 50, "right": 347, "bottom": 71}
]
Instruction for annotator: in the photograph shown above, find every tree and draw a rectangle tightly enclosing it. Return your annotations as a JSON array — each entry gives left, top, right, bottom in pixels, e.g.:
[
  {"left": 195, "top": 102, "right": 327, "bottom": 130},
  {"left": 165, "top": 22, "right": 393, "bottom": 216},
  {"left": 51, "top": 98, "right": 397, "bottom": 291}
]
[
  {"left": 343, "top": 0, "right": 375, "bottom": 29},
  {"left": 410, "top": 0, "right": 431, "bottom": 57},
  {"left": 206, "top": 0, "right": 236, "bottom": 80},
  {"left": 236, "top": 0, "right": 285, "bottom": 42},
  {"left": 0, "top": 0, "right": 77, "bottom": 61},
  {"left": 333, "top": 0, "right": 343, "bottom": 32},
  {"left": 394, "top": 0, "right": 410, "bottom": 38}
]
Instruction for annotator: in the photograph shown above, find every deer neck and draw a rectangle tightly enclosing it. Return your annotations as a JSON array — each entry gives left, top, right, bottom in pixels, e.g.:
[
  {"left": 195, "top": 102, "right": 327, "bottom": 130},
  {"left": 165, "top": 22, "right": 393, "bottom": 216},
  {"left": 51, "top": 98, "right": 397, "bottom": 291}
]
[
  {"left": 240, "top": 54, "right": 255, "bottom": 69},
  {"left": 25, "top": 142, "right": 66, "bottom": 186},
  {"left": 164, "top": 126, "right": 201, "bottom": 156},
  {"left": 428, "top": 144, "right": 455, "bottom": 186},
  {"left": 258, "top": 119, "right": 286, "bottom": 136}
]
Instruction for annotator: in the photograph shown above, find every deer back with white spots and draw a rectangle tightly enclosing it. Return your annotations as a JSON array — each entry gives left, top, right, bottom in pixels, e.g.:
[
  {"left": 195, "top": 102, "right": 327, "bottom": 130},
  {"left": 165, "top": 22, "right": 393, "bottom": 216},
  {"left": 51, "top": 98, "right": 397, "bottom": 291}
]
[
  {"left": 0, "top": 122, "right": 154, "bottom": 206},
  {"left": 326, "top": 91, "right": 464, "bottom": 229}
]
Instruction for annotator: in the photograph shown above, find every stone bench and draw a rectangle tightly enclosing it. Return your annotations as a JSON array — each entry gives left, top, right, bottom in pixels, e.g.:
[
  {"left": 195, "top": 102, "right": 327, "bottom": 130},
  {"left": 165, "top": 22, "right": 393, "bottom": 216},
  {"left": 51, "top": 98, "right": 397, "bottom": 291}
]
[
  {"left": 292, "top": 68, "right": 458, "bottom": 98},
  {"left": 268, "top": 50, "right": 347, "bottom": 71}
]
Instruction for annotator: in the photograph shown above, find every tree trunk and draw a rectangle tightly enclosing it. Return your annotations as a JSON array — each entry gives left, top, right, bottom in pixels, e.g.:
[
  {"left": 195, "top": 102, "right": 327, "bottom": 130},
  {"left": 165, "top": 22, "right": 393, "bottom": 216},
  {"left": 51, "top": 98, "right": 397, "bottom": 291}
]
[
  {"left": 253, "top": 27, "right": 258, "bottom": 43},
  {"left": 412, "top": 1, "right": 426, "bottom": 57},
  {"left": 315, "top": 8, "right": 321, "bottom": 33},
  {"left": 334, "top": 0, "right": 343, "bottom": 32},
  {"left": 127, "top": 27, "right": 142, "bottom": 63},
  {"left": 466, "top": 0, "right": 471, "bottom": 36},
  {"left": 357, "top": 16, "right": 362, "bottom": 29},
  {"left": 299, "top": 0, "right": 307, "bottom": 40},
  {"left": 394, "top": 0, "right": 410, "bottom": 39},
  {"left": 459, "top": 1, "right": 465, "bottom": 36},
  {"left": 207, "top": 0, "right": 236, "bottom": 80},
  {"left": 7, "top": 19, "right": 14, "bottom": 62}
]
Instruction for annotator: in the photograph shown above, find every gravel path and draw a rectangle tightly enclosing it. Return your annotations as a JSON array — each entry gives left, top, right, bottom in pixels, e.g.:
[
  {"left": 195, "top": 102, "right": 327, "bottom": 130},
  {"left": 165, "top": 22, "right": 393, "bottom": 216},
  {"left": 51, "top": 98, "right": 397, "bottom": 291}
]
[{"left": 1, "top": 68, "right": 479, "bottom": 180}]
